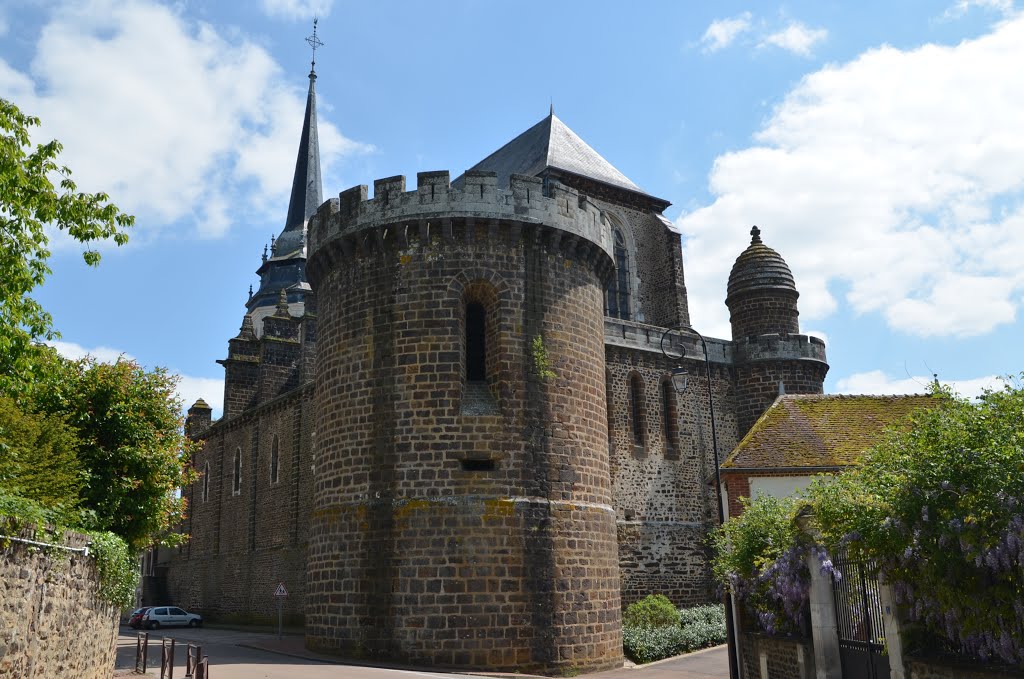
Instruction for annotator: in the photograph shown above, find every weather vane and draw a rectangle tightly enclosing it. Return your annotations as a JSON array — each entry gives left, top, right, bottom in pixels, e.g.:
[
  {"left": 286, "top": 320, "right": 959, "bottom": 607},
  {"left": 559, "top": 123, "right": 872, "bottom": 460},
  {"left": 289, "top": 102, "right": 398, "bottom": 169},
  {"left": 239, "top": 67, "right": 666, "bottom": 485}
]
[{"left": 306, "top": 18, "right": 324, "bottom": 73}]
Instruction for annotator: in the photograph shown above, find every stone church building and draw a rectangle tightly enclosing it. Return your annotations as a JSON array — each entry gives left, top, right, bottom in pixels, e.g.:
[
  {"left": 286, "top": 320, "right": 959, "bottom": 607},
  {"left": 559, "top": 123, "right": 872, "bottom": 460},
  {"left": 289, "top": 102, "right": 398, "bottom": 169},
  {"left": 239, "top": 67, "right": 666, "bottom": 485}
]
[{"left": 164, "top": 61, "right": 828, "bottom": 674}]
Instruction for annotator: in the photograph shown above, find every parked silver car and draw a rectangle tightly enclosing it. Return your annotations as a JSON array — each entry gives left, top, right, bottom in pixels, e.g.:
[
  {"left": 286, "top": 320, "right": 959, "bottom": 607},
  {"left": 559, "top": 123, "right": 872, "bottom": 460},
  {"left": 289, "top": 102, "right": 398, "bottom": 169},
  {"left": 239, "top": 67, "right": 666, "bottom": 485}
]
[{"left": 142, "top": 606, "right": 202, "bottom": 629}]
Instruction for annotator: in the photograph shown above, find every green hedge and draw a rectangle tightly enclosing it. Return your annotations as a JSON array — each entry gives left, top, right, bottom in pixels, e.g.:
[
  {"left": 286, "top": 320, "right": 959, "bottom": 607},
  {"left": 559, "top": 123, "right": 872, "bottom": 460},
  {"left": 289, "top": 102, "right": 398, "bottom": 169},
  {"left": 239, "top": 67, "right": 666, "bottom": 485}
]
[{"left": 622, "top": 598, "right": 726, "bottom": 664}]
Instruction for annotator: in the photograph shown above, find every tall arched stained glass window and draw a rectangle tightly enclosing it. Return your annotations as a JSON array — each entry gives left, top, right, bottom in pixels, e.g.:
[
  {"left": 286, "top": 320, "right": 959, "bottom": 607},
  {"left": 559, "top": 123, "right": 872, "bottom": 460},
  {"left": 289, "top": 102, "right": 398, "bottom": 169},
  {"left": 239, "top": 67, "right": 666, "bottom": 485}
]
[{"left": 606, "top": 229, "right": 631, "bottom": 320}]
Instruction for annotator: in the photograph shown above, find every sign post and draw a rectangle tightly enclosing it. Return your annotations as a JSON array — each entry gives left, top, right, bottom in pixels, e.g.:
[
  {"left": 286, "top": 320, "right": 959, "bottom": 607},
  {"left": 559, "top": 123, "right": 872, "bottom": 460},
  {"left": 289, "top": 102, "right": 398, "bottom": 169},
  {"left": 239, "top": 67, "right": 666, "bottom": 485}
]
[{"left": 274, "top": 582, "right": 288, "bottom": 640}]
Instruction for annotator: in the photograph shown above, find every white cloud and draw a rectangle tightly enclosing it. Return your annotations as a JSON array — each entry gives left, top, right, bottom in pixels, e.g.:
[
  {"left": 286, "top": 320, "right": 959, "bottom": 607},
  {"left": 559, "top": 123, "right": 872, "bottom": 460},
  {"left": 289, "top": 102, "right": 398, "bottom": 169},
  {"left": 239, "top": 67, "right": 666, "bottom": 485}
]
[
  {"left": 944, "top": 0, "right": 1016, "bottom": 19},
  {"left": 0, "top": 0, "right": 369, "bottom": 241},
  {"left": 176, "top": 375, "right": 225, "bottom": 418},
  {"left": 48, "top": 340, "right": 224, "bottom": 417},
  {"left": 835, "top": 369, "right": 1004, "bottom": 399},
  {"left": 261, "top": 0, "right": 333, "bottom": 21},
  {"left": 701, "top": 12, "right": 753, "bottom": 52},
  {"left": 677, "top": 16, "right": 1024, "bottom": 339},
  {"left": 49, "top": 340, "right": 134, "bottom": 364},
  {"left": 759, "top": 22, "right": 828, "bottom": 56}
]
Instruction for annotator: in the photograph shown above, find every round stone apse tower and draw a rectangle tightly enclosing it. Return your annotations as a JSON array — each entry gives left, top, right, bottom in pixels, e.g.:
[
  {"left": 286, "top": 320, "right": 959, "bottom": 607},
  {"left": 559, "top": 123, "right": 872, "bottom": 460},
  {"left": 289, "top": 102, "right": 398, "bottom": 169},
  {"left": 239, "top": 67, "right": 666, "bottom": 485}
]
[{"left": 304, "top": 170, "right": 623, "bottom": 673}]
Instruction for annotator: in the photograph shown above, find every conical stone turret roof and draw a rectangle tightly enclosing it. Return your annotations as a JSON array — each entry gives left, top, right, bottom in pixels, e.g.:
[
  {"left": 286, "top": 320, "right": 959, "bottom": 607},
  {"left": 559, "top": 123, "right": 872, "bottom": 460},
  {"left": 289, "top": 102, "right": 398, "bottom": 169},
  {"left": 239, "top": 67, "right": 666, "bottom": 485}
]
[{"left": 726, "top": 226, "right": 797, "bottom": 303}]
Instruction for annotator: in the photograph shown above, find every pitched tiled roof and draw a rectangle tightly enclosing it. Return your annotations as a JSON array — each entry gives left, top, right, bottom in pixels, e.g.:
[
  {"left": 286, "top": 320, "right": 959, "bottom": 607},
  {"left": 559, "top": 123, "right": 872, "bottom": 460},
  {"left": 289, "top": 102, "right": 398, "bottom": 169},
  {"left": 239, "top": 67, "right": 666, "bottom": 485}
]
[{"left": 722, "top": 394, "right": 936, "bottom": 470}]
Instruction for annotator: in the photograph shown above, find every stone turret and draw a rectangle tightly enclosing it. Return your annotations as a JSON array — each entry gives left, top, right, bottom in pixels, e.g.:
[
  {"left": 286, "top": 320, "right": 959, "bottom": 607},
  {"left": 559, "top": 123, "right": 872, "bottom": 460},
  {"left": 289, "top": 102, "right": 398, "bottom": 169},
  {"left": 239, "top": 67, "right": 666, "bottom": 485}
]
[
  {"left": 726, "top": 225, "right": 799, "bottom": 338},
  {"left": 727, "top": 227, "right": 828, "bottom": 435},
  {"left": 305, "top": 170, "right": 623, "bottom": 674}
]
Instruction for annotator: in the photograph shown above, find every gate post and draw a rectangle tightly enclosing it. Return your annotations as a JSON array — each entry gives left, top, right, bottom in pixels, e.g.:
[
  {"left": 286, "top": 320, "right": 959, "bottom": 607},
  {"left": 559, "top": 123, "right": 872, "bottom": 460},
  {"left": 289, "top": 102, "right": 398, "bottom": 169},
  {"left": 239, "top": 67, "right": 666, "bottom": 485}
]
[
  {"left": 878, "top": 579, "right": 905, "bottom": 679},
  {"left": 806, "top": 549, "right": 842, "bottom": 679}
]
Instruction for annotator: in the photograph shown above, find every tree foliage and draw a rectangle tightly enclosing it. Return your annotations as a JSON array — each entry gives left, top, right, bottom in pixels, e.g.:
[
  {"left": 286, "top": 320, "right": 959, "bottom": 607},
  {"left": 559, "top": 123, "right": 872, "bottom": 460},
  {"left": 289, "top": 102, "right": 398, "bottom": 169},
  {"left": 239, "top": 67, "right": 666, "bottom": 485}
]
[
  {"left": 710, "top": 493, "right": 819, "bottom": 634},
  {"left": 0, "top": 98, "right": 133, "bottom": 386},
  {"left": 27, "top": 350, "right": 198, "bottom": 550},
  {"left": 0, "top": 394, "right": 83, "bottom": 519},
  {"left": 712, "top": 380, "right": 1024, "bottom": 664},
  {"left": 806, "top": 380, "right": 1024, "bottom": 664}
]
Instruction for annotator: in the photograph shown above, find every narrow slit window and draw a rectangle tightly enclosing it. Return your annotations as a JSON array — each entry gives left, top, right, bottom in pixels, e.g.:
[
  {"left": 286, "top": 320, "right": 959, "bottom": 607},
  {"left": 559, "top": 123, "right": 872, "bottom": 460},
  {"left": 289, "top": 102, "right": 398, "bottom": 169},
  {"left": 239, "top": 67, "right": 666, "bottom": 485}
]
[
  {"left": 271, "top": 435, "right": 280, "bottom": 484},
  {"left": 662, "top": 380, "right": 678, "bottom": 458},
  {"left": 202, "top": 462, "right": 210, "bottom": 502},
  {"left": 630, "top": 374, "right": 645, "bottom": 448},
  {"left": 466, "top": 302, "right": 487, "bottom": 382},
  {"left": 232, "top": 448, "right": 242, "bottom": 495}
]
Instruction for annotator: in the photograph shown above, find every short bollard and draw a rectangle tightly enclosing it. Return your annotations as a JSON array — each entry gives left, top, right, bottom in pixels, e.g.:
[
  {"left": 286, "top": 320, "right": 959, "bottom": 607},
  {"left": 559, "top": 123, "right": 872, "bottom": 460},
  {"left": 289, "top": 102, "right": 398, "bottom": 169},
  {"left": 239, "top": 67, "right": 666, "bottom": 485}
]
[
  {"left": 160, "top": 637, "right": 175, "bottom": 679},
  {"left": 186, "top": 643, "right": 203, "bottom": 677},
  {"left": 135, "top": 632, "right": 149, "bottom": 673}
]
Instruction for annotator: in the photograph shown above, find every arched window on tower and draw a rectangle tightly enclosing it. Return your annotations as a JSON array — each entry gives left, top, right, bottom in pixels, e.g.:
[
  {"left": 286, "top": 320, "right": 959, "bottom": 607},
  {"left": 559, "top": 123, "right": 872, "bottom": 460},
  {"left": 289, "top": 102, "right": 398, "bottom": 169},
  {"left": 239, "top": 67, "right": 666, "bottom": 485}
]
[
  {"left": 270, "top": 435, "right": 280, "bottom": 484},
  {"left": 606, "top": 228, "right": 631, "bottom": 320},
  {"left": 232, "top": 448, "right": 242, "bottom": 495},
  {"left": 661, "top": 379, "right": 679, "bottom": 460},
  {"left": 466, "top": 302, "right": 487, "bottom": 383},
  {"left": 202, "top": 462, "right": 210, "bottom": 502},
  {"left": 629, "top": 373, "right": 646, "bottom": 455}
]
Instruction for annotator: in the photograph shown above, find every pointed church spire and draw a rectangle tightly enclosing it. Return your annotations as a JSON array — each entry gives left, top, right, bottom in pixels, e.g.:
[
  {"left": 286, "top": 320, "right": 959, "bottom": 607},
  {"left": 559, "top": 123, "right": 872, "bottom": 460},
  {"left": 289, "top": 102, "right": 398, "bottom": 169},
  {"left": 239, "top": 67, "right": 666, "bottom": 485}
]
[
  {"left": 246, "top": 22, "right": 323, "bottom": 313},
  {"left": 280, "top": 52, "right": 322, "bottom": 242}
]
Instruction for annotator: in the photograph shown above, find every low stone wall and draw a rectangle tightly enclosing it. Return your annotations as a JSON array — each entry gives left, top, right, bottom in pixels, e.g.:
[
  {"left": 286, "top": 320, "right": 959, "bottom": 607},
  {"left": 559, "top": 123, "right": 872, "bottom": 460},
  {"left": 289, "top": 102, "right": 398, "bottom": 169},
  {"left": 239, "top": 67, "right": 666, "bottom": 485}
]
[
  {"left": 907, "top": 658, "right": 1024, "bottom": 679},
  {"left": 740, "top": 633, "right": 815, "bottom": 679},
  {"left": 0, "top": 526, "right": 119, "bottom": 678}
]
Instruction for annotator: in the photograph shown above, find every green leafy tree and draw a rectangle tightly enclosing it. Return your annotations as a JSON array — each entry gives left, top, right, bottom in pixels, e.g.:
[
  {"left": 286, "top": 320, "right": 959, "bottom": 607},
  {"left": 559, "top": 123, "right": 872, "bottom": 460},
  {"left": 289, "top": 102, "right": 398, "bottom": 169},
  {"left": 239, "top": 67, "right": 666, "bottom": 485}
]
[
  {"left": 0, "top": 394, "right": 83, "bottom": 518},
  {"left": 28, "top": 350, "right": 198, "bottom": 550},
  {"left": 0, "top": 98, "right": 133, "bottom": 388},
  {"left": 806, "top": 380, "right": 1024, "bottom": 663}
]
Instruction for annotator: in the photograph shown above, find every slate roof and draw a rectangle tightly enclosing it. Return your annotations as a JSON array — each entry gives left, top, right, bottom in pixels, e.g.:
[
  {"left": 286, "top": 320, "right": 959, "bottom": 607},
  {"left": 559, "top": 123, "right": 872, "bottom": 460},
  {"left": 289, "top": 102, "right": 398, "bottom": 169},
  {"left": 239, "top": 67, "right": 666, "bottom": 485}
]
[
  {"left": 722, "top": 394, "right": 936, "bottom": 471},
  {"left": 460, "top": 111, "right": 663, "bottom": 201},
  {"left": 248, "top": 69, "right": 321, "bottom": 313}
]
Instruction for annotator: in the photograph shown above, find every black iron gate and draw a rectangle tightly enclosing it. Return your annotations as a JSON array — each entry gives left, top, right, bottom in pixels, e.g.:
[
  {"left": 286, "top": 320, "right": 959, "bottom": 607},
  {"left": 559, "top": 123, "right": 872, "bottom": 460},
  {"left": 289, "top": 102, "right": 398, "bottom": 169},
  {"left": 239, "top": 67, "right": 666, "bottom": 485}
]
[{"left": 832, "top": 551, "right": 890, "bottom": 679}]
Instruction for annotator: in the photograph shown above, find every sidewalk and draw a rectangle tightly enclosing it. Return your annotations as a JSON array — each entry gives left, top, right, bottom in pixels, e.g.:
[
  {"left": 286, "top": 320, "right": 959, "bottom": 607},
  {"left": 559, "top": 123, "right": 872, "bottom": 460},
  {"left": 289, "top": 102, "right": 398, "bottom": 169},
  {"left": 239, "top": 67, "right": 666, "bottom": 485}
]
[{"left": 239, "top": 635, "right": 729, "bottom": 679}]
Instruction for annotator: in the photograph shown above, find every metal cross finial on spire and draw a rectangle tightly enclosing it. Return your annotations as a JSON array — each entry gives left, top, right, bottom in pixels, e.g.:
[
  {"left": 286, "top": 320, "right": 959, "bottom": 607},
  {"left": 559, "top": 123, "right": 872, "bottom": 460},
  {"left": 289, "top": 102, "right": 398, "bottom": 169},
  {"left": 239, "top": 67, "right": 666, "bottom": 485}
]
[{"left": 306, "top": 18, "right": 324, "bottom": 74}]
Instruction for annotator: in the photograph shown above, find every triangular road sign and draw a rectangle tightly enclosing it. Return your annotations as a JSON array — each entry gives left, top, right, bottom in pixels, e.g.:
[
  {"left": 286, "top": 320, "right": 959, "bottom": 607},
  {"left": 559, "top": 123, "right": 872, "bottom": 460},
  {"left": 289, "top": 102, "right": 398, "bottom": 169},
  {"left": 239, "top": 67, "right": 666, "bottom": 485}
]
[{"left": 274, "top": 582, "right": 288, "bottom": 597}]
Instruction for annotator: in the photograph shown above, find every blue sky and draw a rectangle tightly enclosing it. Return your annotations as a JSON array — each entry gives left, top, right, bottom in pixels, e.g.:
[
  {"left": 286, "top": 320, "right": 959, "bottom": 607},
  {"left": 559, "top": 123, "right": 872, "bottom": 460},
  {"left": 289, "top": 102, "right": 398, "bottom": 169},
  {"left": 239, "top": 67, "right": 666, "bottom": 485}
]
[{"left": 2, "top": 0, "right": 1021, "bottom": 417}]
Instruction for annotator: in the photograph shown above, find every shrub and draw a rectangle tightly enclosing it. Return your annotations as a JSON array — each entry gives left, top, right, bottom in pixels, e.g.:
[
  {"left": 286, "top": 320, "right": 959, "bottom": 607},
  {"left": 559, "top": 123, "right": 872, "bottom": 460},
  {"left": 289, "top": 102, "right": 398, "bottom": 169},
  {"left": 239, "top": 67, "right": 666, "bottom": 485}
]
[
  {"left": 623, "top": 594, "right": 681, "bottom": 629},
  {"left": 679, "top": 604, "right": 727, "bottom": 649},
  {"left": 678, "top": 605, "right": 727, "bottom": 651},
  {"left": 623, "top": 624, "right": 686, "bottom": 664},
  {"left": 623, "top": 602, "right": 727, "bottom": 664},
  {"left": 711, "top": 493, "right": 812, "bottom": 634}
]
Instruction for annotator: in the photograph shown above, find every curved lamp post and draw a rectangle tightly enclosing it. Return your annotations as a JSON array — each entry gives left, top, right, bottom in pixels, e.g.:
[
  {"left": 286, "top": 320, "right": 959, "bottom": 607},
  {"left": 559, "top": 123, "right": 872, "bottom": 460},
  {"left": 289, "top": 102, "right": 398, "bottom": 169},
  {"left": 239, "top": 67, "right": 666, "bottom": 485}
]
[{"left": 660, "top": 325, "right": 739, "bottom": 679}]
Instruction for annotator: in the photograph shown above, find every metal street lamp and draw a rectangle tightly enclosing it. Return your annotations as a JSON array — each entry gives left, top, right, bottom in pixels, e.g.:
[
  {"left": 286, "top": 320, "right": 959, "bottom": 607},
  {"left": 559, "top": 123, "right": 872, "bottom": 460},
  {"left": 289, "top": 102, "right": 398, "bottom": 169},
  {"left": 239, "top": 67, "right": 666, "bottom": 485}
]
[{"left": 660, "top": 325, "right": 740, "bottom": 679}]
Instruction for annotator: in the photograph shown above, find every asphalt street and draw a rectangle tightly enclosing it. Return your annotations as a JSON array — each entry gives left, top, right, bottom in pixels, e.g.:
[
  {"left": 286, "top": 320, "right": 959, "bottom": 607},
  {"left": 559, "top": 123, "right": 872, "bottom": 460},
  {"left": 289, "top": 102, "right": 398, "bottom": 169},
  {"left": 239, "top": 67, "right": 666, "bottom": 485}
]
[{"left": 115, "top": 625, "right": 729, "bottom": 679}]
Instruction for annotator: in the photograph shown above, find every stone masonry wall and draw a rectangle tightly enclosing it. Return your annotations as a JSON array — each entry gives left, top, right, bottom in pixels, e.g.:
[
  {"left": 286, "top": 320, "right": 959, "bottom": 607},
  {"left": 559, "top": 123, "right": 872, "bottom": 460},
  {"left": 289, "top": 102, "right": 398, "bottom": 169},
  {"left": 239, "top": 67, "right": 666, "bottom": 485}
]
[
  {"left": 733, "top": 359, "right": 828, "bottom": 438},
  {"left": 606, "top": 343, "right": 739, "bottom": 607},
  {"left": 307, "top": 202, "right": 622, "bottom": 674},
  {"left": 729, "top": 289, "right": 799, "bottom": 339},
  {"left": 0, "top": 526, "right": 119, "bottom": 679},
  {"left": 168, "top": 384, "right": 314, "bottom": 625},
  {"left": 740, "top": 633, "right": 815, "bottom": 679}
]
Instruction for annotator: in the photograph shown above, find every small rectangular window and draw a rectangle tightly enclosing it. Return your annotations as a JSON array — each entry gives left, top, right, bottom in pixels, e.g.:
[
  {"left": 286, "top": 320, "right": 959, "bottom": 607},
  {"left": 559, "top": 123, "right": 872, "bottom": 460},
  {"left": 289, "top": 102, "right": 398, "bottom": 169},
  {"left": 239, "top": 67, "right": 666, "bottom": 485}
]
[{"left": 461, "top": 458, "right": 496, "bottom": 472}]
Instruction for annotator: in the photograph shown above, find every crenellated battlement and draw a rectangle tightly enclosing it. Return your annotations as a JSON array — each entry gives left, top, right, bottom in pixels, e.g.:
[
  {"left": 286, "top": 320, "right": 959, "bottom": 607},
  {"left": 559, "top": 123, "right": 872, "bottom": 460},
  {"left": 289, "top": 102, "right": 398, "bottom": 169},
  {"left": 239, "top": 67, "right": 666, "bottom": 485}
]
[
  {"left": 733, "top": 332, "right": 827, "bottom": 365},
  {"left": 306, "top": 171, "right": 614, "bottom": 284}
]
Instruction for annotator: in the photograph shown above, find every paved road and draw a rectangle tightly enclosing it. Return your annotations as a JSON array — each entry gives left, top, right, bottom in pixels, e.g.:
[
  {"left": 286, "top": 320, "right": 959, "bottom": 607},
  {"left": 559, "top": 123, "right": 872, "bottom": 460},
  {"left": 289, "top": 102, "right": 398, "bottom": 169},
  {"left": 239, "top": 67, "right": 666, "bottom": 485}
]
[{"left": 116, "top": 625, "right": 729, "bottom": 679}]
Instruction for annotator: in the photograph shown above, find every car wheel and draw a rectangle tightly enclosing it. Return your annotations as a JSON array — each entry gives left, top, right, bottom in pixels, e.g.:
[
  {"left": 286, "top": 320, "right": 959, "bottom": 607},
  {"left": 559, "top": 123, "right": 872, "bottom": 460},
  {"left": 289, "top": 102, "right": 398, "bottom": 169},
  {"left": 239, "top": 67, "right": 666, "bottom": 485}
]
[
  {"left": 188, "top": 620, "right": 198, "bottom": 628},
  {"left": 149, "top": 621, "right": 160, "bottom": 630}
]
